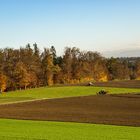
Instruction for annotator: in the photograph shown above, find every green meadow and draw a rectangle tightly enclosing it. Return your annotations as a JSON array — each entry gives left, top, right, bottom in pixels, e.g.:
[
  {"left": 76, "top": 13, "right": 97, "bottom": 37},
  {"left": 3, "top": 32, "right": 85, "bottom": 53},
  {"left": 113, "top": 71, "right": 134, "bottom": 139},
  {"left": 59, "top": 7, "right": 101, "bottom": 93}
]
[
  {"left": 0, "top": 119, "right": 139, "bottom": 140},
  {"left": 0, "top": 86, "right": 140, "bottom": 104}
]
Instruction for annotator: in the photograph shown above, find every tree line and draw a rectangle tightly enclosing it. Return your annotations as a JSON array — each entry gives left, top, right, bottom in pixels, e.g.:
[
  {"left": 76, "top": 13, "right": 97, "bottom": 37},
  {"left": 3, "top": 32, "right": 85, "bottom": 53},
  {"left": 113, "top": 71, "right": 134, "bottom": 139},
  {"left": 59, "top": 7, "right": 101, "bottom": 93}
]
[{"left": 0, "top": 43, "right": 140, "bottom": 92}]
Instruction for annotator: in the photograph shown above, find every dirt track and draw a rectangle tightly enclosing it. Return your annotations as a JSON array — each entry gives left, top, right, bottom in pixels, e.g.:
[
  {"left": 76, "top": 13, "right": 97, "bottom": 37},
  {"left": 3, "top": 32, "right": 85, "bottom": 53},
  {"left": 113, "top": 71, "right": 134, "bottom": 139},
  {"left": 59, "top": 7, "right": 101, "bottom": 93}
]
[{"left": 0, "top": 94, "right": 140, "bottom": 126}]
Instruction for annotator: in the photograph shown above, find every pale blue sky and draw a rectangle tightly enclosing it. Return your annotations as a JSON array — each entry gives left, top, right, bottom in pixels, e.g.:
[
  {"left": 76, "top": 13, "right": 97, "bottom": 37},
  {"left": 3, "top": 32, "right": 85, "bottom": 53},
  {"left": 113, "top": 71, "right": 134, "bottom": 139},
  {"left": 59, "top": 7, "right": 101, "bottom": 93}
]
[{"left": 0, "top": 0, "right": 140, "bottom": 56}]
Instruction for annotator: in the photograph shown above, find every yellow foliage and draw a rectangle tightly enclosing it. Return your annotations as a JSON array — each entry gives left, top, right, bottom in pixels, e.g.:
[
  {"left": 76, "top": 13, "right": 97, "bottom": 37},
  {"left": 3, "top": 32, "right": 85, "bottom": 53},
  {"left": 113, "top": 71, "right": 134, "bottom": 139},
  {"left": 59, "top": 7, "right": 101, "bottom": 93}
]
[
  {"left": 47, "top": 79, "right": 53, "bottom": 86},
  {"left": 47, "top": 72, "right": 53, "bottom": 86},
  {"left": 136, "top": 69, "right": 140, "bottom": 80},
  {"left": 80, "top": 77, "right": 94, "bottom": 83},
  {"left": 99, "top": 75, "right": 108, "bottom": 82},
  {"left": 98, "top": 72, "right": 108, "bottom": 82},
  {"left": 70, "top": 79, "right": 80, "bottom": 84},
  {"left": 136, "top": 77, "right": 140, "bottom": 80},
  {"left": 0, "top": 74, "right": 7, "bottom": 92}
]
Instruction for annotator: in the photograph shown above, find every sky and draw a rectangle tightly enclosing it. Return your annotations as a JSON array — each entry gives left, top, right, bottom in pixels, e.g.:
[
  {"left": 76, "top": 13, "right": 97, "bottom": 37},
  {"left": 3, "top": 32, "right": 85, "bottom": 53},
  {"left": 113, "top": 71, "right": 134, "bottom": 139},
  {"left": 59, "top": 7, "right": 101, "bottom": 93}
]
[{"left": 0, "top": 0, "right": 140, "bottom": 57}]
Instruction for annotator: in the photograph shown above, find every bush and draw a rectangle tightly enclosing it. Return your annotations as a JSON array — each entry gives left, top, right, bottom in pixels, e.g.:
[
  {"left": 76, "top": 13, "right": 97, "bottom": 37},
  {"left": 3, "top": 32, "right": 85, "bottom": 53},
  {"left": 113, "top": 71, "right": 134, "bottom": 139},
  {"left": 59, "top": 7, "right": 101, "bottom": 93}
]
[{"left": 97, "top": 90, "right": 108, "bottom": 95}]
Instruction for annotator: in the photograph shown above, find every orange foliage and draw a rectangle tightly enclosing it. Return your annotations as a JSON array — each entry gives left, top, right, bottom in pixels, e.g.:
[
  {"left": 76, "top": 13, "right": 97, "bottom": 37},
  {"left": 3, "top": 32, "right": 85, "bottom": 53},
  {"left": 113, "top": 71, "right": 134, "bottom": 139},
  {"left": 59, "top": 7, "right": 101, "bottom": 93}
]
[
  {"left": 98, "top": 72, "right": 108, "bottom": 82},
  {"left": 0, "top": 74, "right": 7, "bottom": 92}
]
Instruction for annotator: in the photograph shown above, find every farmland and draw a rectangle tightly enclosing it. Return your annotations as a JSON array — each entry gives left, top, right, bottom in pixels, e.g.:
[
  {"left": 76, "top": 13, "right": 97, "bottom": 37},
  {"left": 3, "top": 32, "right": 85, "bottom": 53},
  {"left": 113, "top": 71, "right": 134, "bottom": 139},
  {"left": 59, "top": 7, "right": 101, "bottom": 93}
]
[
  {"left": 0, "top": 84, "right": 140, "bottom": 139},
  {"left": 94, "top": 80, "right": 140, "bottom": 88},
  {"left": 0, "top": 94, "right": 140, "bottom": 126},
  {"left": 1, "top": 0, "right": 140, "bottom": 139}
]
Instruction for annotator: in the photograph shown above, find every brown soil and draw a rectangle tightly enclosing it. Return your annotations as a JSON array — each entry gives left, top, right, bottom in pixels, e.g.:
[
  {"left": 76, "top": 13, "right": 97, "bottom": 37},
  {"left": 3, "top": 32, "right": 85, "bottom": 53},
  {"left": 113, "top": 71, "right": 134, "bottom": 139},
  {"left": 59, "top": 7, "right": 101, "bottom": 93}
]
[
  {"left": 0, "top": 94, "right": 140, "bottom": 126},
  {"left": 94, "top": 80, "right": 140, "bottom": 88},
  {"left": 57, "top": 80, "right": 140, "bottom": 88}
]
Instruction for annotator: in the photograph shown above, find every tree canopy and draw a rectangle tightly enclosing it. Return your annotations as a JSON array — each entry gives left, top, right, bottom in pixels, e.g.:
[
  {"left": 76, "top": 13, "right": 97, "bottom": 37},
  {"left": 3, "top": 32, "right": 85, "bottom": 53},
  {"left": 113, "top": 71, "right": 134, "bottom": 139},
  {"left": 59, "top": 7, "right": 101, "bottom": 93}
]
[{"left": 0, "top": 44, "right": 139, "bottom": 92}]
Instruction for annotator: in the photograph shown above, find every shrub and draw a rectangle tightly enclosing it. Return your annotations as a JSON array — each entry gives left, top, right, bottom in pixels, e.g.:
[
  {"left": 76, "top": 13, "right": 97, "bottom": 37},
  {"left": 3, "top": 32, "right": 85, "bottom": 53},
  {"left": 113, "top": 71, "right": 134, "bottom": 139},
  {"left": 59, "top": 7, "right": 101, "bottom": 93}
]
[{"left": 97, "top": 90, "right": 108, "bottom": 95}]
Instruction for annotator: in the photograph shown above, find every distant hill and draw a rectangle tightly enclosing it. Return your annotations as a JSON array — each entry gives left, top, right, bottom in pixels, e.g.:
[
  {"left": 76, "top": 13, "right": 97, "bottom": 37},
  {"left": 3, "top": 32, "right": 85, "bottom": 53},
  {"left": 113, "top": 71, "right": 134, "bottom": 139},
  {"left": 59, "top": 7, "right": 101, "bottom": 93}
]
[{"left": 103, "top": 49, "right": 140, "bottom": 58}]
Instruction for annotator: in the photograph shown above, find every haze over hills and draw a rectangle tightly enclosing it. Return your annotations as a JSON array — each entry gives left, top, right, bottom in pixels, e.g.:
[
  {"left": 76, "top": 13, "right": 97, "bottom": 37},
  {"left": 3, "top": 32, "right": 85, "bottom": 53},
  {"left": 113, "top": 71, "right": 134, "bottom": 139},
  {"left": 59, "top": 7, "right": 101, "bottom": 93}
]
[{"left": 103, "top": 48, "right": 140, "bottom": 58}]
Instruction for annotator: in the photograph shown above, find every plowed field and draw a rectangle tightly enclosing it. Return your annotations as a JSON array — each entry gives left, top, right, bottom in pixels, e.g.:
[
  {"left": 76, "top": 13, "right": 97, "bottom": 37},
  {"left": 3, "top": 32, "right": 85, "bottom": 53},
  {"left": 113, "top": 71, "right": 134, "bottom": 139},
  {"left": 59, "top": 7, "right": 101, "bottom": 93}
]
[{"left": 0, "top": 94, "right": 139, "bottom": 126}]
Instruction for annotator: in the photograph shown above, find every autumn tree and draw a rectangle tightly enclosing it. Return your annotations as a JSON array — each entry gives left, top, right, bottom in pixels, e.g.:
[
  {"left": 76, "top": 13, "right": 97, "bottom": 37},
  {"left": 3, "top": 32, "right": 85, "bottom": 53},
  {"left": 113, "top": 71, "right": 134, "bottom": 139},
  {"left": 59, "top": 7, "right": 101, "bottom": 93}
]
[
  {"left": 107, "top": 58, "right": 130, "bottom": 80},
  {"left": 2, "top": 48, "right": 20, "bottom": 90},
  {"left": 0, "top": 44, "right": 138, "bottom": 91},
  {"left": 42, "top": 49, "right": 55, "bottom": 86},
  {"left": 61, "top": 47, "right": 73, "bottom": 83},
  {"left": 0, "top": 73, "right": 7, "bottom": 92},
  {"left": 33, "top": 43, "right": 42, "bottom": 86},
  {"left": 14, "top": 61, "right": 30, "bottom": 89},
  {"left": 28, "top": 71, "right": 38, "bottom": 88},
  {"left": 135, "top": 61, "right": 140, "bottom": 80}
]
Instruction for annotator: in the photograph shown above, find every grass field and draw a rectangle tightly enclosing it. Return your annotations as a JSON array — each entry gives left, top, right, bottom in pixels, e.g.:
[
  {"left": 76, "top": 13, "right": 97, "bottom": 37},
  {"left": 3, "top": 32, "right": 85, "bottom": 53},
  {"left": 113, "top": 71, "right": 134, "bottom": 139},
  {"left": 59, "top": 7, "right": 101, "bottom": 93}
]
[
  {"left": 0, "top": 86, "right": 140, "bottom": 104},
  {"left": 0, "top": 119, "right": 139, "bottom": 140}
]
